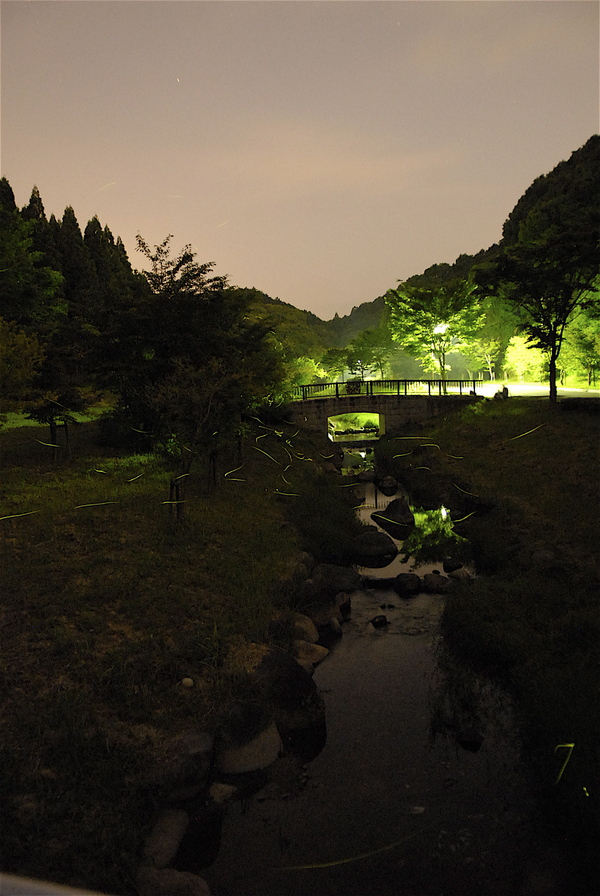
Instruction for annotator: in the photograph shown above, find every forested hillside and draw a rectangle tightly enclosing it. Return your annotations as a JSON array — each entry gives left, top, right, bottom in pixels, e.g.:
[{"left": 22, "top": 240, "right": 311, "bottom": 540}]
[{"left": 2, "top": 135, "right": 599, "bottom": 431}]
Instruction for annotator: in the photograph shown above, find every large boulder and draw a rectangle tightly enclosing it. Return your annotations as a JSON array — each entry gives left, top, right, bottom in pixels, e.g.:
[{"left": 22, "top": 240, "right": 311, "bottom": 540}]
[
  {"left": 360, "top": 572, "right": 422, "bottom": 597},
  {"left": 291, "top": 612, "right": 319, "bottom": 643},
  {"left": 154, "top": 729, "right": 214, "bottom": 790},
  {"left": 423, "top": 571, "right": 452, "bottom": 593},
  {"left": 142, "top": 809, "right": 189, "bottom": 869},
  {"left": 300, "top": 563, "right": 361, "bottom": 602},
  {"left": 371, "top": 497, "right": 415, "bottom": 539},
  {"left": 352, "top": 530, "right": 398, "bottom": 568},
  {"left": 255, "top": 649, "right": 325, "bottom": 733},
  {"left": 394, "top": 572, "right": 423, "bottom": 595},
  {"left": 136, "top": 866, "right": 211, "bottom": 896},
  {"left": 215, "top": 720, "right": 282, "bottom": 775},
  {"left": 377, "top": 475, "right": 398, "bottom": 497},
  {"left": 268, "top": 611, "right": 320, "bottom": 646},
  {"left": 292, "top": 639, "right": 329, "bottom": 673},
  {"left": 214, "top": 698, "right": 282, "bottom": 774}
]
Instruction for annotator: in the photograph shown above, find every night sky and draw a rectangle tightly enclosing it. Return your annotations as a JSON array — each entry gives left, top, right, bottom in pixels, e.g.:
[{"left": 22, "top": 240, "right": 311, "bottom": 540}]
[{"left": 2, "top": 1, "right": 598, "bottom": 319}]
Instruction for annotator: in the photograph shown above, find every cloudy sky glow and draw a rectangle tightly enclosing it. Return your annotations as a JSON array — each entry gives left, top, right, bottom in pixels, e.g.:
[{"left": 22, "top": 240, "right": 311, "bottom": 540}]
[{"left": 2, "top": 0, "right": 598, "bottom": 319}]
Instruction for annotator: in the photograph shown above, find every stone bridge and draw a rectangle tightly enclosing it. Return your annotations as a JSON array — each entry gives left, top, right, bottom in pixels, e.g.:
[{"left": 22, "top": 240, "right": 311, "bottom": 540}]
[{"left": 286, "top": 379, "right": 481, "bottom": 438}]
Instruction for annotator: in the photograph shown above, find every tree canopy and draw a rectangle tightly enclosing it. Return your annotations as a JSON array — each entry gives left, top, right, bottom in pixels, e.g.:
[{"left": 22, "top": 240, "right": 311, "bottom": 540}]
[
  {"left": 106, "top": 235, "right": 285, "bottom": 473},
  {"left": 0, "top": 182, "right": 288, "bottom": 469},
  {"left": 474, "top": 135, "right": 600, "bottom": 401},
  {"left": 385, "top": 264, "right": 484, "bottom": 381}
]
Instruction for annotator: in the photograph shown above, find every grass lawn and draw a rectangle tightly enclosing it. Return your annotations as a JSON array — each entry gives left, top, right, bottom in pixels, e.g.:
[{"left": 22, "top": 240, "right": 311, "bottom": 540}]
[{"left": 0, "top": 413, "right": 360, "bottom": 892}]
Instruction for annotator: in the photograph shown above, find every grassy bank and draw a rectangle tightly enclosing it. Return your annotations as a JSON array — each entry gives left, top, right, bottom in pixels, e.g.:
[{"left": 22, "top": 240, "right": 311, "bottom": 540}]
[
  {"left": 375, "top": 398, "right": 600, "bottom": 871},
  {"left": 0, "top": 414, "right": 362, "bottom": 892}
]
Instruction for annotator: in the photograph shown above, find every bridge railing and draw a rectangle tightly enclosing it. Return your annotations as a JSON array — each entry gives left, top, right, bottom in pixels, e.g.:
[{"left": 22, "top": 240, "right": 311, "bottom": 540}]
[{"left": 291, "top": 379, "right": 478, "bottom": 401}]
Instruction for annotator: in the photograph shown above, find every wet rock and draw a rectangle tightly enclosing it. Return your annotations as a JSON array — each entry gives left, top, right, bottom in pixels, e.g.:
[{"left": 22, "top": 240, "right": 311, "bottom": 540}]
[
  {"left": 318, "top": 616, "right": 343, "bottom": 647},
  {"left": 352, "top": 530, "right": 398, "bottom": 566},
  {"left": 337, "top": 591, "right": 353, "bottom": 618},
  {"left": 291, "top": 612, "right": 319, "bottom": 643},
  {"left": 300, "top": 564, "right": 361, "bottom": 602},
  {"left": 142, "top": 809, "right": 189, "bottom": 869},
  {"left": 256, "top": 649, "right": 326, "bottom": 733},
  {"left": 443, "top": 559, "right": 463, "bottom": 573},
  {"left": 448, "top": 567, "right": 472, "bottom": 582},
  {"left": 292, "top": 639, "right": 329, "bottom": 673},
  {"left": 215, "top": 720, "right": 282, "bottom": 775},
  {"left": 423, "top": 572, "right": 452, "bottom": 593},
  {"left": 268, "top": 611, "right": 319, "bottom": 646},
  {"left": 157, "top": 730, "right": 214, "bottom": 789},
  {"left": 136, "top": 865, "right": 211, "bottom": 896},
  {"left": 394, "top": 573, "right": 423, "bottom": 595},
  {"left": 361, "top": 575, "right": 399, "bottom": 591},
  {"left": 309, "top": 601, "right": 343, "bottom": 627},
  {"left": 371, "top": 496, "right": 415, "bottom": 539},
  {"left": 370, "top": 615, "right": 390, "bottom": 628}
]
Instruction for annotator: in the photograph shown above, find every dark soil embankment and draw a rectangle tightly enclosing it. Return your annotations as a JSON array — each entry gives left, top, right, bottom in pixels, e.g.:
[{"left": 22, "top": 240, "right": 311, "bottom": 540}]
[{"left": 374, "top": 398, "right": 600, "bottom": 890}]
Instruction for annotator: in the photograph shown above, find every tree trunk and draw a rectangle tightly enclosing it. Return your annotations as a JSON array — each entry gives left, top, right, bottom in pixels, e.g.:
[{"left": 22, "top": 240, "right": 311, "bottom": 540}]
[
  {"left": 49, "top": 419, "right": 59, "bottom": 462},
  {"left": 548, "top": 349, "right": 558, "bottom": 403},
  {"left": 64, "top": 420, "right": 72, "bottom": 461},
  {"left": 207, "top": 449, "right": 218, "bottom": 495}
]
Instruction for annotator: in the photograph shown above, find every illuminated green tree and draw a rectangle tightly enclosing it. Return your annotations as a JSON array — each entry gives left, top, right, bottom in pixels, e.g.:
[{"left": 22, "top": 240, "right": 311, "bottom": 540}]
[
  {"left": 385, "top": 265, "right": 484, "bottom": 382},
  {"left": 561, "top": 308, "right": 600, "bottom": 385},
  {"left": 347, "top": 326, "right": 395, "bottom": 379}
]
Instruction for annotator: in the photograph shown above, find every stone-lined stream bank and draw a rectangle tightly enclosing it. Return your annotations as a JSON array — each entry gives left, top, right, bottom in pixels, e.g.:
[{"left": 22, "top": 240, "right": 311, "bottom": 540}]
[{"left": 135, "top": 481, "right": 569, "bottom": 896}]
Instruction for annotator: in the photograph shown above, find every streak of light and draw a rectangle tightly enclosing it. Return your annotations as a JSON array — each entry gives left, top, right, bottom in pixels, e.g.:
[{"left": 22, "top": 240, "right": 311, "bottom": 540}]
[
  {"left": 554, "top": 743, "right": 575, "bottom": 784},
  {"left": 92, "top": 181, "right": 116, "bottom": 195},
  {"left": 75, "top": 502, "right": 119, "bottom": 509},
  {"left": 508, "top": 424, "right": 546, "bottom": 440},
  {"left": 0, "top": 511, "right": 41, "bottom": 521},
  {"left": 252, "top": 446, "right": 281, "bottom": 465},
  {"left": 452, "top": 511, "right": 476, "bottom": 523},
  {"left": 280, "top": 824, "right": 436, "bottom": 870},
  {"left": 453, "top": 483, "right": 479, "bottom": 497}
]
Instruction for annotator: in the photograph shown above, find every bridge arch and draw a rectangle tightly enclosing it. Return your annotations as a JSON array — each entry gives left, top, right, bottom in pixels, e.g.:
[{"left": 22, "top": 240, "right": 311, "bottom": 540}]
[
  {"left": 327, "top": 410, "right": 386, "bottom": 440},
  {"left": 288, "top": 392, "right": 480, "bottom": 438}
]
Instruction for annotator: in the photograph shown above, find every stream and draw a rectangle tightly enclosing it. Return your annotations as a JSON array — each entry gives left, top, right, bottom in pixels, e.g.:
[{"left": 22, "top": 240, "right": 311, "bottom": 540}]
[{"left": 200, "top": 482, "right": 562, "bottom": 896}]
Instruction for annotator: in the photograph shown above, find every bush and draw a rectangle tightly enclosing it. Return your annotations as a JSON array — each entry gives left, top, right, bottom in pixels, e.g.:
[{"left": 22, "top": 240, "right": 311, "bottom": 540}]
[{"left": 280, "top": 468, "right": 365, "bottom": 565}]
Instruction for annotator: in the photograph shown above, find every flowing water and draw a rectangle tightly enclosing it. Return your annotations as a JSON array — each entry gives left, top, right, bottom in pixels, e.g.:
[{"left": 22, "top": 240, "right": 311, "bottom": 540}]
[{"left": 200, "top": 483, "right": 563, "bottom": 896}]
